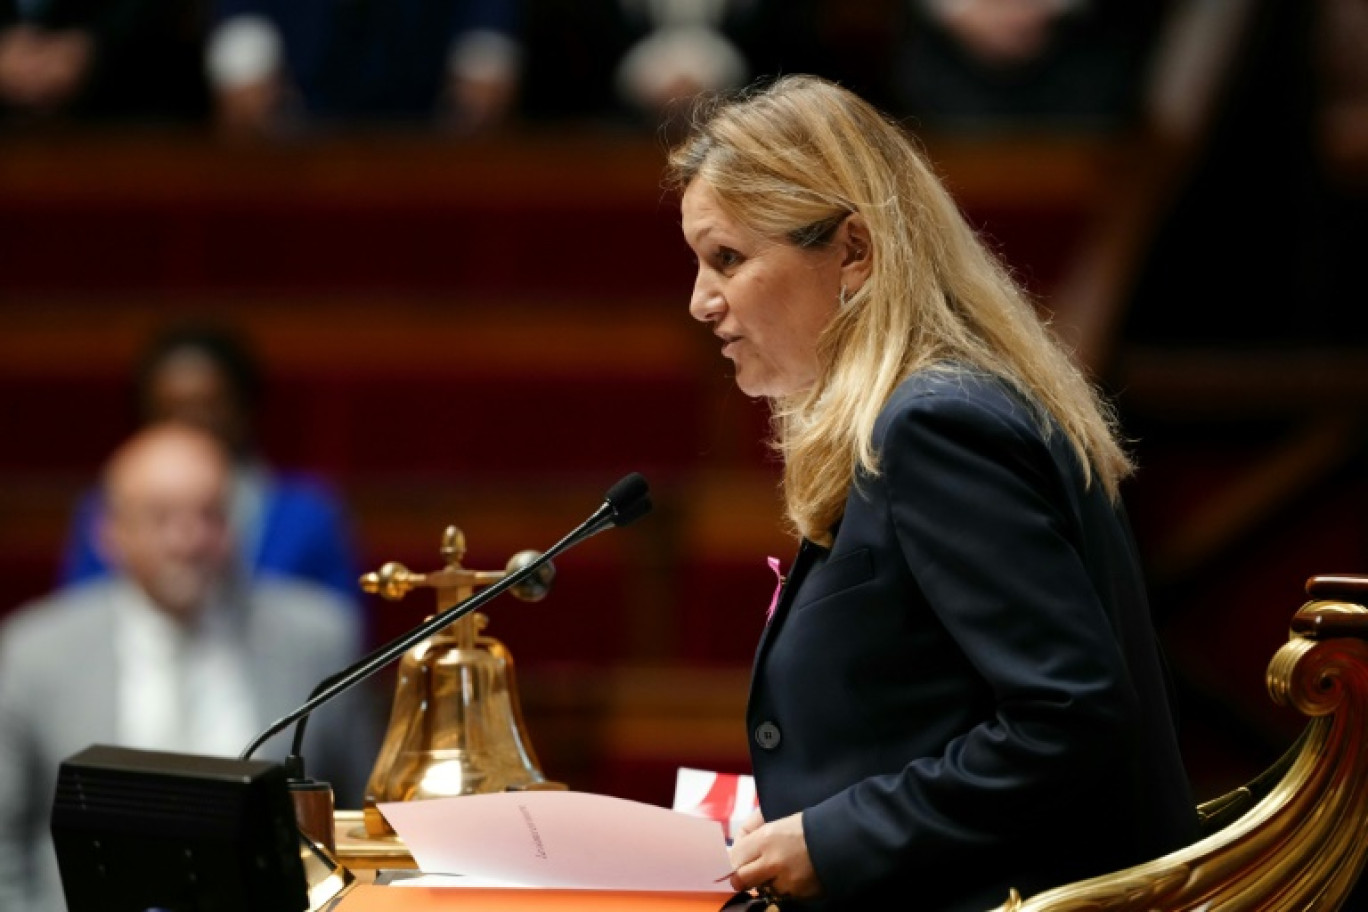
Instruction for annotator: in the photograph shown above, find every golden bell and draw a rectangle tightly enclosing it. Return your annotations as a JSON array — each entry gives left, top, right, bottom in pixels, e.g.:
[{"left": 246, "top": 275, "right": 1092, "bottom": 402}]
[{"left": 358, "top": 526, "right": 565, "bottom": 838}]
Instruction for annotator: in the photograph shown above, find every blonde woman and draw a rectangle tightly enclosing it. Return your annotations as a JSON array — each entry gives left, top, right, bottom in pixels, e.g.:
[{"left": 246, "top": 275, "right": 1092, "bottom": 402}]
[{"left": 671, "top": 75, "right": 1195, "bottom": 910}]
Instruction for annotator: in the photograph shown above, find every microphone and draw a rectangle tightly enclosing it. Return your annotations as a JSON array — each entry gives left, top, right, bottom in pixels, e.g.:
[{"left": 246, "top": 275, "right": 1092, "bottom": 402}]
[
  {"left": 567, "top": 471, "right": 653, "bottom": 545},
  {"left": 239, "top": 473, "right": 653, "bottom": 765},
  {"left": 603, "top": 472, "right": 652, "bottom": 529}
]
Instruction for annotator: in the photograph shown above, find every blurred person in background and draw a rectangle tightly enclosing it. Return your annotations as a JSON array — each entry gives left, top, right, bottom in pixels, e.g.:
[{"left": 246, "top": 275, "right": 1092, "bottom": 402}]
[
  {"left": 519, "top": 0, "right": 768, "bottom": 126},
  {"left": 522, "top": 0, "right": 1165, "bottom": 133},
  {"left": 612, "top": 0, "right": 756, "bottom": 123},
  {"left": 205, "top": 0, "right": 522, "bottom": 136},
  {"left": 0, "top": 424, "right": 374, "bottom": 912},
  {"left": 0, "top": 0, "right": 208, "bottom": 122},
  {"left": 60, "top": 325, "right": 362, "bottom": 607},
  {"left": 726, "top": 0, "right": 1164, "bottom": 132},
  {"left": 888, "top": 0, "right": 1164, "bottom": 130}
]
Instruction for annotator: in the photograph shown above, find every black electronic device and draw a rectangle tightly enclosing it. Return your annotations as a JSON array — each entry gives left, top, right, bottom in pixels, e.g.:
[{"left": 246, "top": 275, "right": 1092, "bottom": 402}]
[{"left": 51, "top": 744, "right": 309, "bottom": 912}]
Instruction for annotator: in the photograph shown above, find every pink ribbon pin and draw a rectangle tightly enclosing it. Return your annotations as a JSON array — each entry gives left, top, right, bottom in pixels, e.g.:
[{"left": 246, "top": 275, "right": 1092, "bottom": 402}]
[{"left": 766, "top": 556, "right": 784, "bottom": 622}]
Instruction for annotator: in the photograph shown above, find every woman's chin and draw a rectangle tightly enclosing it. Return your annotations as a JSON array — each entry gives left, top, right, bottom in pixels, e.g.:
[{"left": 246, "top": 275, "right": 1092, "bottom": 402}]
[
  {"left": 735, "top": 376, "right": 775, "bottom": 398},
  {"left": 735, "top": 371, "right": 809, "bottom": 400}
]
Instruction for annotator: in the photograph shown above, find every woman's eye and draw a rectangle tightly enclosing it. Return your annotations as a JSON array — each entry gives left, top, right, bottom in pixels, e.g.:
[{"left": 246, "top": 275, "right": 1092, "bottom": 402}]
[{"left": 716, "top": 248, "right": 741, "bottom": 270}]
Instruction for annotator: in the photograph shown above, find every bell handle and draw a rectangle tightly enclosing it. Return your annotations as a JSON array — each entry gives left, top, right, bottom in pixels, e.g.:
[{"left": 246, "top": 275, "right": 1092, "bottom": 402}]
[{"left": 359, "top": 562, "right": 426, "bottom": 601}]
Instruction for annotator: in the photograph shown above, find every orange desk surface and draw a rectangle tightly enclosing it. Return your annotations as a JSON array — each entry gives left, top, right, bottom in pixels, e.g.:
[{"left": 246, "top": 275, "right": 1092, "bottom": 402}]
[{"left": 334, "top": 884, "right": 733, "bottom": 911}]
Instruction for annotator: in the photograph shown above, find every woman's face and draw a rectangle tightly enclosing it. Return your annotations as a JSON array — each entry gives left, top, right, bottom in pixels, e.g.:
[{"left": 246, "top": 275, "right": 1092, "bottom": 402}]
[{"left": 682, "top": 180, "right": 845, "bottom": 398}]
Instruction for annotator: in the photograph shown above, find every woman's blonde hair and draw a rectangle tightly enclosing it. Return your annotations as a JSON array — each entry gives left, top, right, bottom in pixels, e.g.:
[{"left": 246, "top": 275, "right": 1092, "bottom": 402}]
[{"left": 667, "top": 75, "right": 1132, "bottom": 544}]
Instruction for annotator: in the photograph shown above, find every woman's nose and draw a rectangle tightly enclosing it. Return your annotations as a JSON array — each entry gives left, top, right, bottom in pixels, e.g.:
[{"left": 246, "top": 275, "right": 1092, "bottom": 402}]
[{"left": 689, "top": 274, "right": 724, "bottom": 323}]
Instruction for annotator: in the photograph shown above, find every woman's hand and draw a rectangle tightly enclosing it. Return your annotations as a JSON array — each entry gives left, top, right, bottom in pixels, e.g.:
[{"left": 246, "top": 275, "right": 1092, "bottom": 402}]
[
  {"left": 732, "top": 808, "right": 764, "bottom": 842},
  {"left": 727, "top": 811, "right": 822, "bottom": 901}
]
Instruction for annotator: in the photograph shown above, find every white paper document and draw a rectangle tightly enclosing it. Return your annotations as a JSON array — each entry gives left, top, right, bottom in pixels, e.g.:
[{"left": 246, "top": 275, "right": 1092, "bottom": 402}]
[{"left": 378, "top": 791, "right": 735, "bottom": 893}]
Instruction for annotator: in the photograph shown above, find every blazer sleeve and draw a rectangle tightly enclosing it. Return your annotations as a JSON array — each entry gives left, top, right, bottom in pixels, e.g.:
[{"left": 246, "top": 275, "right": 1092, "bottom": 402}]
[{"left": 802, "top": 391, "right": 1142, "bottom": 896}]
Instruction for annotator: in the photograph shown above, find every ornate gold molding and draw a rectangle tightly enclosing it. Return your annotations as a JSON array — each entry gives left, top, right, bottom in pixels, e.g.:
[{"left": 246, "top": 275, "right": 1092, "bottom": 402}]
[{"left": 995, "top": 595, "right": 1368, "bottom": 911}]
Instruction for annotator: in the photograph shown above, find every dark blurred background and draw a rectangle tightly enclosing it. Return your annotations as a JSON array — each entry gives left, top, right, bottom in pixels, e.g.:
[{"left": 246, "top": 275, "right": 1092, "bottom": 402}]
[{"left": 2, "top": 0, "right": 1367, "bottom": 809}]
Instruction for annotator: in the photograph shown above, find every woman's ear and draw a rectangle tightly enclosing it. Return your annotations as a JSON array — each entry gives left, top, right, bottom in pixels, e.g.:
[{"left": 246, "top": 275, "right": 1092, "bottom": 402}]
[{"left": 838, "top": 213, "right": 873, "bottom": 292}]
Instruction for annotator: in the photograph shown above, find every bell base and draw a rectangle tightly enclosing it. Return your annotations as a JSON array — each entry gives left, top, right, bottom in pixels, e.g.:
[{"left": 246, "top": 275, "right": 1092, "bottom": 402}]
[
  {"left": 363, "top": 804, "right": 396, "bottom": 839},
  {"left": 334, "top": 809, "right": 419, "bottom": 870}
]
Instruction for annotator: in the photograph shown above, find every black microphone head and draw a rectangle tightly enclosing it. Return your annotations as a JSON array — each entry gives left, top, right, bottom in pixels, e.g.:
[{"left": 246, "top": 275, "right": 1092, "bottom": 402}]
[{"left": 604, "top": 473, "right": 652, "bottom": 527}]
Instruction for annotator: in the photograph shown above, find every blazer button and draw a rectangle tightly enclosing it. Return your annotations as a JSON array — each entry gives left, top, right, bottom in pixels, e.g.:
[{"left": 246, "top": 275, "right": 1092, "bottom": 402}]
[{"left": 754, "top": 721, "right": 782, "bottom": 750}]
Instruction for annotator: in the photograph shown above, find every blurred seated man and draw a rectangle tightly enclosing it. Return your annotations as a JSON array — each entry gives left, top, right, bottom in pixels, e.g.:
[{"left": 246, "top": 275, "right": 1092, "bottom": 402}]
[
  {"left": 61, "top": 325, "right": 361, "bottom": 606},
  {"left": 0, "top": 424, "right": 375, "bottom": 912},
  {"left": 204, "top": 0, "right": 521, "bottom": 136}
]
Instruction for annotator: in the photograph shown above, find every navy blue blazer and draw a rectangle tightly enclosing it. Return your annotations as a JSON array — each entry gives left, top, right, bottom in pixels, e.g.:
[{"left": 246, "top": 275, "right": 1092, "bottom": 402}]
[{"left": 748, "top": 370, "right": 1196, "bottom": 911}]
